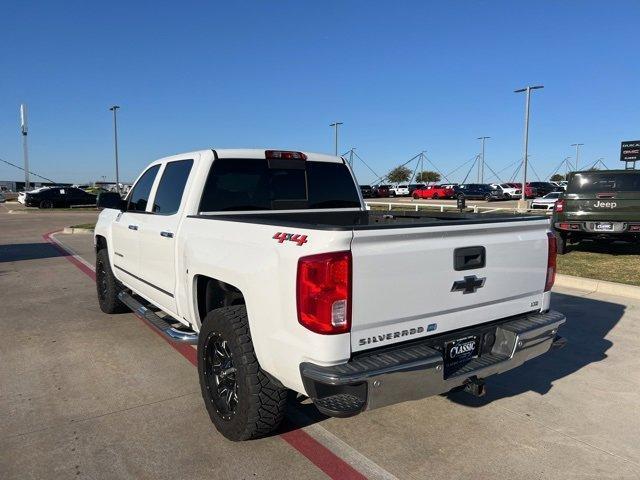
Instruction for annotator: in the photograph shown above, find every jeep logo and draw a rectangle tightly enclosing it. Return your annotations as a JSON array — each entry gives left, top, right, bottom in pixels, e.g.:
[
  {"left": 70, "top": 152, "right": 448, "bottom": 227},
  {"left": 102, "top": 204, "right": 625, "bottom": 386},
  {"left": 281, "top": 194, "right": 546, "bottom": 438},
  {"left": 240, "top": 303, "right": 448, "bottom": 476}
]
[
  {"left": 450, "top": 340, "right": 476, "bottom": 358},
  {"left": 593, "top": 201, "right": 617, "bottom": 209}
]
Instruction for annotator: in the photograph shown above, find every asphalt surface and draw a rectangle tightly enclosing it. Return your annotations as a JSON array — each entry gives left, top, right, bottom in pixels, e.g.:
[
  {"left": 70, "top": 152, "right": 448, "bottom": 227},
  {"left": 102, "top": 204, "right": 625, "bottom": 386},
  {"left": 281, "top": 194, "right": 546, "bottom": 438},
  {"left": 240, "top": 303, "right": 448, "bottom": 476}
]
[{"left": 1, "top": 203, "right": 639, "bottom": 479}]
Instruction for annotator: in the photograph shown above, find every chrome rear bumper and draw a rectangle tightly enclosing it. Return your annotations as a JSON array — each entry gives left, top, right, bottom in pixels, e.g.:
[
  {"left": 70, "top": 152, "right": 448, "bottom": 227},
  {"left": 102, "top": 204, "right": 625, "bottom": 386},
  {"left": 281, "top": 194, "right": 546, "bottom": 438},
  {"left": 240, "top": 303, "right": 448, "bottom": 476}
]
[{"left": 301, "top": 310, "right": 566, "bottom": 417}]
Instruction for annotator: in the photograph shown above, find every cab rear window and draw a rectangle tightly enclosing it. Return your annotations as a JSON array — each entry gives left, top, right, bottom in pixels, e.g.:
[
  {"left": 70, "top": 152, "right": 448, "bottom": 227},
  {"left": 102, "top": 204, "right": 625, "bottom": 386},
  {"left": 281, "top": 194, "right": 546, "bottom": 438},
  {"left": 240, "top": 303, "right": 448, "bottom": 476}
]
[
  {"left": 568, "top": 172, "right": 640, "bottom": 193},
  {"left": 199, "top": 158, "right": 361, "bottom": 212}
]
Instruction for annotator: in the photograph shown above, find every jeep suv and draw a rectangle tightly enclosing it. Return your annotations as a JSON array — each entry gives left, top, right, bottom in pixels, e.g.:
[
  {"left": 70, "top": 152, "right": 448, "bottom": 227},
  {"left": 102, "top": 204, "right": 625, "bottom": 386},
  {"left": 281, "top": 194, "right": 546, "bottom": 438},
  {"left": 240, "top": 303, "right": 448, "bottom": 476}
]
[{"left": 552, "top": 169, "right": 640, "bottom": 254}]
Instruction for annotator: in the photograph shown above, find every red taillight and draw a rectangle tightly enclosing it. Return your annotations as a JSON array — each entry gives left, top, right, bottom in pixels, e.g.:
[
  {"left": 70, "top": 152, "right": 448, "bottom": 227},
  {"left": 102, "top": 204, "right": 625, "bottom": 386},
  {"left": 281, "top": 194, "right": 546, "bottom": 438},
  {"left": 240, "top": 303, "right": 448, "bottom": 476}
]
[
  {"left": 545, "top": 232, "right": 557, "bottom": 292},
  {"left": 297, "top": 251, "right": 352, "bottom": 335},
  {"left": 265, "top": 150, "right": 307, "bottom": 160},
  {"left": 554, "top": 199, "right": 565, "bottom": 212},
  {"left": 629, "top": 224, "right": 640, "bottom": 232}
]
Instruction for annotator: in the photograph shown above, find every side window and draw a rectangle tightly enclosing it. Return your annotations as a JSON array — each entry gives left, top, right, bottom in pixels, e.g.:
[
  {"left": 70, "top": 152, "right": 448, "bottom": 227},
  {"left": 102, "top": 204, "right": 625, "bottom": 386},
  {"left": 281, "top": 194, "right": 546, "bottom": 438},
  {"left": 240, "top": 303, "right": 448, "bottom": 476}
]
[
  {"left": 152, "top": 160, "right": 194, "bottom": 215},
  {"left": 127, "top": 165, "right": 160, "bottom": 212}
]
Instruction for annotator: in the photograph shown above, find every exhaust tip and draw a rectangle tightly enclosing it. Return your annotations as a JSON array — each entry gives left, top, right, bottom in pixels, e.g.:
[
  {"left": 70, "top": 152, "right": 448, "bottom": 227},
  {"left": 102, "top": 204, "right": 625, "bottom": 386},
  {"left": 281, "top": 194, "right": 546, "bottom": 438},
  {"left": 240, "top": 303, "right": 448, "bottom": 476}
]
[{"left": 463, "top": 377, "right": 486, "bottom": 397}]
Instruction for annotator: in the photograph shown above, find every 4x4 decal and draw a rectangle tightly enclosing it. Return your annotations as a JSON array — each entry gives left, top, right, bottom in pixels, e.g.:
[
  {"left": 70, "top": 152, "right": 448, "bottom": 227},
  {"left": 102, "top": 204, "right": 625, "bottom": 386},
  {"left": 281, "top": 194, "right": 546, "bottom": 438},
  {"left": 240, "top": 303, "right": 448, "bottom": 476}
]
[{"left": 273, "top": 232, "right": 308, "bottom": 246}]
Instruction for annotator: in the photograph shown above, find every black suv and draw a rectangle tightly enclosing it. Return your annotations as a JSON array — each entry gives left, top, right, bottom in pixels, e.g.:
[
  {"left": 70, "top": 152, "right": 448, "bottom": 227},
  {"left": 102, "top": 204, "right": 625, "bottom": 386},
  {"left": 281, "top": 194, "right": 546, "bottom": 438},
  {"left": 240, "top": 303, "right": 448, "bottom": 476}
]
[
  {"left": 25, "top": 187, "right": 97, "bottom": 208},
  {"left": 359, "top": 185, "right": 373, "bottom": 198},
  {"left": 529, "top": 182, "right": 558, "bottom": 197},
  {"left": 457, "top": 184, "right": 505, "bottom": 201}
]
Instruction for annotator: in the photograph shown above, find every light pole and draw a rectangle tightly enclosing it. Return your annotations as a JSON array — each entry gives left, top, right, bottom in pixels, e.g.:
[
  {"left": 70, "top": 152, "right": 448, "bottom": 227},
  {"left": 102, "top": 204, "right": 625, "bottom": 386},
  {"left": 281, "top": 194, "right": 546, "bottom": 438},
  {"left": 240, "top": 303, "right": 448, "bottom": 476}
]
[
  {"left": 109, "top": 105, "right": 121, "bottom": 195},
  {"left": 20, "top": 104, "right": 30, "bottom": 191},
  {"left": 329, "top": 122, "right": 343, "bottom": 156},
  {"left": 563, "top": 156, "right": 572, "bottom": 178},
  {"left": 571, "top": 143, "right": 584, "bottom": 170},
  {"left": 477, "top": 136, "right": 490, "bottom": 183},
  {"left": 514, "top": 85, "right": 544, "bottom": 203}
]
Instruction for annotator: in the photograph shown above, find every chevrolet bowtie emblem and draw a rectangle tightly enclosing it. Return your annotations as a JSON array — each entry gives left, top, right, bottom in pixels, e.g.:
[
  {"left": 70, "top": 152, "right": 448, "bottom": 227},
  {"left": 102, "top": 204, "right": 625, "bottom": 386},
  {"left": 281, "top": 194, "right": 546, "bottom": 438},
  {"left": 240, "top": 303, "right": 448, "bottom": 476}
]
[{"left": 451, "top": 275, "right": 486, "bottom": 294}]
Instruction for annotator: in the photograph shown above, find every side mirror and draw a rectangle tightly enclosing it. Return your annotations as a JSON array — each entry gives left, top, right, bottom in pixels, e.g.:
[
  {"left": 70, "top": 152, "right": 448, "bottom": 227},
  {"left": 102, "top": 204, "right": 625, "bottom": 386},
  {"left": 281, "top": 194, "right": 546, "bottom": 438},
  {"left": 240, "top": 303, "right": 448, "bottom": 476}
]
[{"left": 97, "top": 191, "right": 126, "bottom": 211}]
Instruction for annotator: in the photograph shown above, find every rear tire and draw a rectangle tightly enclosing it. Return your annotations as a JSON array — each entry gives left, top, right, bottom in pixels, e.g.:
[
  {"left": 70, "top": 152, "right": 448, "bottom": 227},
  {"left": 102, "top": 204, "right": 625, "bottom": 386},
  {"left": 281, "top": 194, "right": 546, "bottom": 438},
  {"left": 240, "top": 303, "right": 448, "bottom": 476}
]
[
  {"left": 198, "top": 305, "right": 288, "bottom": 441},
  {"left": 96, "top": 249, "right": 128, "bottom": 313},
  {"left": 412, "top": 193, "right": 419, "bottom": 199}
]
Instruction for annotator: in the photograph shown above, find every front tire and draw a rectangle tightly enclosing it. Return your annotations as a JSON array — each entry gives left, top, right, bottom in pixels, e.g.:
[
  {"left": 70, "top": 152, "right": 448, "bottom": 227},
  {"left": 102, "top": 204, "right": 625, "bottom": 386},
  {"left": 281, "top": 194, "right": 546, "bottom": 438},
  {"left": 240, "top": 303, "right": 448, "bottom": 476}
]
[
  {"left": 96, "top": 249, "right": 128, "bottom": 313},
  {"left": 39, "top": 200, "right": 53, "bottom": 209},
  {"left": 198, "top": 306, "right": 288, "bottom": 441}
]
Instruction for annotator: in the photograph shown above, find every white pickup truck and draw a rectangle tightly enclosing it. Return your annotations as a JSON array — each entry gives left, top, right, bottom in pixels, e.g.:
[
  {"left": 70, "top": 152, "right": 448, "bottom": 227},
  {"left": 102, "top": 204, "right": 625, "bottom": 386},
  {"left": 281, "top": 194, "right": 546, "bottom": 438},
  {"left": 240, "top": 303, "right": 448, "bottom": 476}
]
[{"left": 94, "top": 149, "right": 565, "bottom": 441}]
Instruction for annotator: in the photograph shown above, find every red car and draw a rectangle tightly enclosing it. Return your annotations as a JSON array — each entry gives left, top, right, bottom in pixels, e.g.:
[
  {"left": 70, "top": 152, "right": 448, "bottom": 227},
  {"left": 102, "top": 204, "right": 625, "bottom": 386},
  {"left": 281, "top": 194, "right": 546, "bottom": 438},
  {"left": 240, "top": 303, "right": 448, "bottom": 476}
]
[{"left": 412, "top": 185, "right": 455, "bottom": 199}]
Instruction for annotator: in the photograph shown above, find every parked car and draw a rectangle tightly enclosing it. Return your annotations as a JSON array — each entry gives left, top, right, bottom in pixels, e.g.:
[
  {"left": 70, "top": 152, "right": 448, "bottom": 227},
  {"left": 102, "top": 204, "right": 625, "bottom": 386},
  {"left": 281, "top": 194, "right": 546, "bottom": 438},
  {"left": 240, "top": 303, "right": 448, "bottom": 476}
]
[
  {"left": 24, "top": 187, "right": 97, "bottom": 208},
  {"left": 531, "top": 191, "right": 563, "bottom": 210},
  {"left": 372, "top": 184, "right": 390, "bottom": 198},
  {"left": 0, "top": 192, "right": 5, "bottom": 203},
  {"left": 407, "top": 183, "right": 427, "bottom": 195},
  {"left": 457, "top": 184, "right": 505, "bottom": 201},
  {"left": 508, "top": 182, "right": 536, "bottom": 198},
  {"left": 94, "top": 148, "right": 565, "bottom": 441},
  {"left": 389, "top": 185, "right": 409, "bottom": 197},
  {"left": 412, "top": 185, "right": 456, "bottom": 199},
  {"left": 529, "top": 182, "right": 557, "bottom": 197},
  {"left": 493, "top": 183, "right": 521, "bottom": 198},
  {"left": 552, "top": 169, "right": 640, "bottom": 254},
  {"left": 360, "top": 185, "right": 373, "bottom": 198}
]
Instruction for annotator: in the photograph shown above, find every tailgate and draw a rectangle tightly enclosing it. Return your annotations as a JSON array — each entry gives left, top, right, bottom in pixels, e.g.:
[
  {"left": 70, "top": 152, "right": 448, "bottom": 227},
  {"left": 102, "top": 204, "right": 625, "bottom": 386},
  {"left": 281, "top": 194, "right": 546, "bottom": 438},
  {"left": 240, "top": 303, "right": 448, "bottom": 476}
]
[
  {"left": 350, "top": 219, "right": 550, "bottom": 352},
  {"left": 564, "top": 193, "right": 640, "bottom": 222}
]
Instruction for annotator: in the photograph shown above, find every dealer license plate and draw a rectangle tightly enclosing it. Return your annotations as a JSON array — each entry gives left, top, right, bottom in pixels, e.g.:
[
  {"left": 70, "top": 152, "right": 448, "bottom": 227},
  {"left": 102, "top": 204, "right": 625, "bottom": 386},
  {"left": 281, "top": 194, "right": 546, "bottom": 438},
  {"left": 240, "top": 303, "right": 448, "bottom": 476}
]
[{"left": 444, "top": 335, "right": 480, "bottom": 377}]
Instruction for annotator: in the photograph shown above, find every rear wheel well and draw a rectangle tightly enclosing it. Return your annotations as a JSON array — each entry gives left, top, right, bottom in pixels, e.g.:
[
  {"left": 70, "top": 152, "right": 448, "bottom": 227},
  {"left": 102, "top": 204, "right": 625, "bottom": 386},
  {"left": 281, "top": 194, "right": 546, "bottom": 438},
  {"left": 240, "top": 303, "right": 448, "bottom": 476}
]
[{"left": 196, "top": 276, "right": 245, "bottom": 323}]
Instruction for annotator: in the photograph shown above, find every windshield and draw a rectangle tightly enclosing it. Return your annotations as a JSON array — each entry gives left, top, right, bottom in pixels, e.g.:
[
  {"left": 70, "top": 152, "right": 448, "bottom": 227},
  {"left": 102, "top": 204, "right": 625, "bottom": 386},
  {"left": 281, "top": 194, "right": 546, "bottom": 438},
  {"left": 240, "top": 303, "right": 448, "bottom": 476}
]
[
  {"left": 568, "top": 172, "right": 640, "bottom": 193},
  {"left": 199, "top": 158, "right": 361, "bottom": 211}
]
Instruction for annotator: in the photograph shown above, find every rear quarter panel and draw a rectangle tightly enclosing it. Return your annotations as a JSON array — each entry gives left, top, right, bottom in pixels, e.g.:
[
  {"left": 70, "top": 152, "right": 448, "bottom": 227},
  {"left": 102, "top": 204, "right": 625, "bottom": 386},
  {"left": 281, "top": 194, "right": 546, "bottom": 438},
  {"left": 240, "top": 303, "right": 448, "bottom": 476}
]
[{"left": 178, "top": 217, "right": 354, "bottom": 393}]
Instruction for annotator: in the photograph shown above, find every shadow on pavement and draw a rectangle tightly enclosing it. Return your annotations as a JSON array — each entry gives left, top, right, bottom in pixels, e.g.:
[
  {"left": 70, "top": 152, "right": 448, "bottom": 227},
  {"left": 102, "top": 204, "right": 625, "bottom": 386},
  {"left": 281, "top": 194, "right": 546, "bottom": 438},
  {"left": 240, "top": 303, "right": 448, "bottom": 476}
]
[
  {"left": 447, "top": 291, "right": 624, "bottom": 407},
  {"left": 0, "top": 242, "right": 69, "bottom": 263},
  {"left": 566, "top": 240, "right": 640, "bottom": 256}
]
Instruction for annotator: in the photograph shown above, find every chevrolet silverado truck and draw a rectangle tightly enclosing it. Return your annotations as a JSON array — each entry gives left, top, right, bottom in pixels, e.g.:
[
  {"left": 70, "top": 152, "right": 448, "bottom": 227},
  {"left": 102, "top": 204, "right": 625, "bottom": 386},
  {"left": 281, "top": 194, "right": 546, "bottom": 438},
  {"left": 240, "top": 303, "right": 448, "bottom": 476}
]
[
  {"left": 94, "top": 149, "right": 565, "bottom": 441},
  {"left": 552, "top": 169, "right": 640, "bottom": 254}
]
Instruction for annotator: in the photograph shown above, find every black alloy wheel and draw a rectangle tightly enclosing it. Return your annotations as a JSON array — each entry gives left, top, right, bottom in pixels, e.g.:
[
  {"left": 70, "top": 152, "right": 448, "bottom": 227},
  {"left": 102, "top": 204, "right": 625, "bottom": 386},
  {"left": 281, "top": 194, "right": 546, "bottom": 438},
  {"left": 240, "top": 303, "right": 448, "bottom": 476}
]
[{"left": 202, "top": 332, "right": 238, "bottom": 420}]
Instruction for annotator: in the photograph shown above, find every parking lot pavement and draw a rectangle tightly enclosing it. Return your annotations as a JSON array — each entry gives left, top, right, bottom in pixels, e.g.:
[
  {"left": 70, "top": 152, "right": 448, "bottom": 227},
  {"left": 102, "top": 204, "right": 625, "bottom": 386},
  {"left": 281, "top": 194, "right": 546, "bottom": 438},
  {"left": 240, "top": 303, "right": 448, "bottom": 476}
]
[{"left": 2, "top": 211, "right": 639, "bottom": 479}]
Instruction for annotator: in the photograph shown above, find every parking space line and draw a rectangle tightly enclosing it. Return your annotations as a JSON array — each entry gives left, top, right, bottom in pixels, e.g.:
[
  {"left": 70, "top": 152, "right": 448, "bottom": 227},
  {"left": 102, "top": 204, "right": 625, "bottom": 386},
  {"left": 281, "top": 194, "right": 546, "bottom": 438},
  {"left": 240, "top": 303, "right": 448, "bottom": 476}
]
[{"left": 42, "top": 229, "right": 395, "bottom": 480}]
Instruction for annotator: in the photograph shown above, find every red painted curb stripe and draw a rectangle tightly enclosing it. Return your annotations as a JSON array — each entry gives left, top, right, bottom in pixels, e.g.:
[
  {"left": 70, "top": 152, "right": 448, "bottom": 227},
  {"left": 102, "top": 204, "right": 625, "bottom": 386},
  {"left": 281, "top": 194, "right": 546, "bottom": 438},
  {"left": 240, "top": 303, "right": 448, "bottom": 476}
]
[
  {"left": 281, "top": 428, "right": 368, "bottom": 480},
  {"left": 42, "top": 230, "right": 368, "bottom": 480}
]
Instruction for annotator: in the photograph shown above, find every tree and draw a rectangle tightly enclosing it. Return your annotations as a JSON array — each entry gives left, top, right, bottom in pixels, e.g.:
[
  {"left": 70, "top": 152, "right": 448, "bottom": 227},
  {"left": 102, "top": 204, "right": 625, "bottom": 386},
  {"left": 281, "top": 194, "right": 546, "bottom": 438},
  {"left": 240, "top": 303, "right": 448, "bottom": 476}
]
[
  {"left": 550, "top": 173, "right": 565, "bottom": 182},
  {"left": 415, "top": 171, "right": 441, "bottom": 183},
  {"left": 386, "top": 165, "right": 412, "bottom": 184}
]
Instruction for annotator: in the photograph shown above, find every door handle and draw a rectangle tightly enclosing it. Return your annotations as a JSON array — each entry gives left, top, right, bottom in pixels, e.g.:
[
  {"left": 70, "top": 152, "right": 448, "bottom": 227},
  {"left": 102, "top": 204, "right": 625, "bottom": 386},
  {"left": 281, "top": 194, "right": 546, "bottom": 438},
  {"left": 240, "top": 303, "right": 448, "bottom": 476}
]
[
  {"left": 128, "top": 225, "right": 138, "bottom": 231},
  {"left": 160, "top": 231, "right": 174, "bottom": 238}
]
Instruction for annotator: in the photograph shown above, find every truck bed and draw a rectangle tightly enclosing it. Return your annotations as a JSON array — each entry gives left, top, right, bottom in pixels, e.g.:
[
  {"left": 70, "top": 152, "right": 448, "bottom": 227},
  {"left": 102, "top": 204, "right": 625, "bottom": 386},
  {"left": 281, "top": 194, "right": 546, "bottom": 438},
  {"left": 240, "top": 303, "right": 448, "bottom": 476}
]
[{"left": 191, "top": 210, "right": 547, "bottom": 230}]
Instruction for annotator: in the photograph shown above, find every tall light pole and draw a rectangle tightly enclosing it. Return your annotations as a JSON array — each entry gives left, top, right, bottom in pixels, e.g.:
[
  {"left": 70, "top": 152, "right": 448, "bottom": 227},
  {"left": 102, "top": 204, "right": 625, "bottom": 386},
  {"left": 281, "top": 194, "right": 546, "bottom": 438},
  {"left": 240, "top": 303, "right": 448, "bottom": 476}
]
[
  {"left": 571, "top": 143, "right": 584, "bottom": 171},
  {"left": 563, "top": 156, "right": 572, "bottom": 178},
  {"left": 329, "top": 122, "right": 343, "bottom": 156},
  {"left": 20, "top": 104, "right": 30, "bottom": 191},
  {"left": 109, "top": 105, "right": 121, "bottom": 194},
  {"left": 477, "top": 136, "right": 490, "bottom": 183},
  {"left": 514, "top": 85, "right": 544, "bottom": 202}
]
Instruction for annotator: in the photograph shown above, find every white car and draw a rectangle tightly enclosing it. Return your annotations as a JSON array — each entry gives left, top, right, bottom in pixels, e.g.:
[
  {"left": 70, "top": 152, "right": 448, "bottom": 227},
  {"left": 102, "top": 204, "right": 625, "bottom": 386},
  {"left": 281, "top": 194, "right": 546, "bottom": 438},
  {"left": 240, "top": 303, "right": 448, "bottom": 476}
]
[
  {"left": 389, "top": 184, "right": 409, "bottom": 196},
  {"left": 94, "top": 148, "right": 565, "bottom": 441},
  {"left": 531, "top": 191, "right": 563, "bottom": 210},
  {"left": 493, "top": 183, "right": 522, "bottom": 198},
  {"left": 18, "top": 186, "right": 48, "bottom": 204},
  {"left": 0, "top": 192, "right": 5, "bottom": 203}
]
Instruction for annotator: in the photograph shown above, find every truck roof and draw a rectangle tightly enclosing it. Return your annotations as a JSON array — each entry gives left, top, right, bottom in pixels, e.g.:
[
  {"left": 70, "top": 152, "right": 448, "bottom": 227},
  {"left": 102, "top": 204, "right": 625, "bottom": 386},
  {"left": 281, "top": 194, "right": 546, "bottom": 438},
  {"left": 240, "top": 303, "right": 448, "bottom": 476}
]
[
  {"left": 214, "top": 149, "right": 343, "bottom": 163},
  {"left": 570, "top": 169, "right": 638, "bottom": 175}
]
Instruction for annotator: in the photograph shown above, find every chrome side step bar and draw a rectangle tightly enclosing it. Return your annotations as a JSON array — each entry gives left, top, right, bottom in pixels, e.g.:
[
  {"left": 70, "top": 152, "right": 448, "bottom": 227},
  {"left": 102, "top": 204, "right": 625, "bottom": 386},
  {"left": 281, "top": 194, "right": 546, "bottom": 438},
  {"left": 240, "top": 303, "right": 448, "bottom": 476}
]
[{"left": 117, "top": 291, "right": 199, "bottom": 344}]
